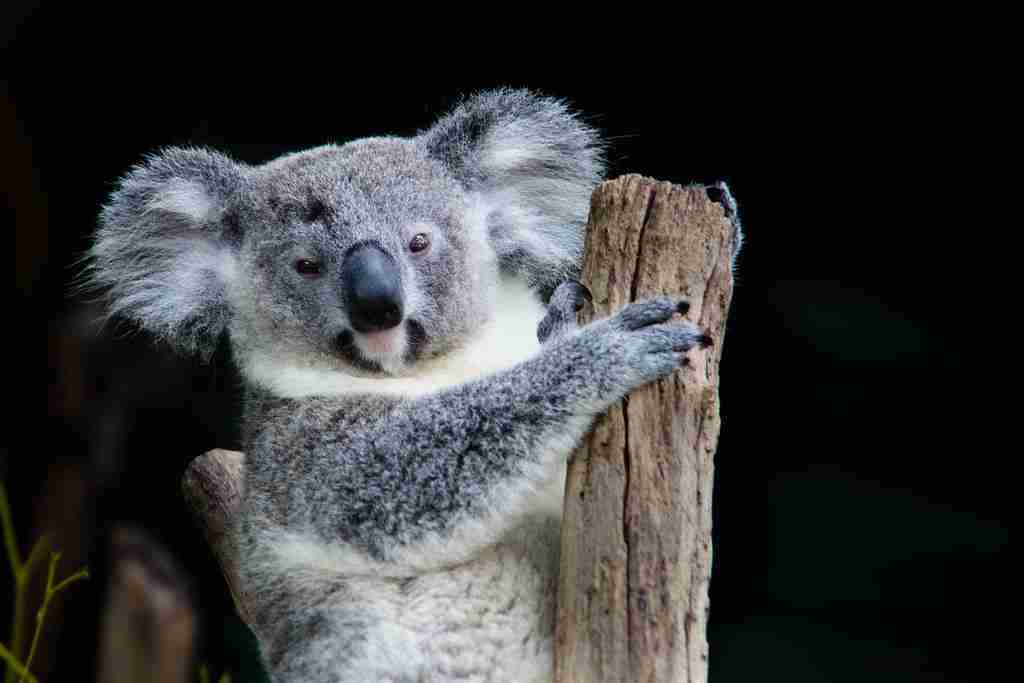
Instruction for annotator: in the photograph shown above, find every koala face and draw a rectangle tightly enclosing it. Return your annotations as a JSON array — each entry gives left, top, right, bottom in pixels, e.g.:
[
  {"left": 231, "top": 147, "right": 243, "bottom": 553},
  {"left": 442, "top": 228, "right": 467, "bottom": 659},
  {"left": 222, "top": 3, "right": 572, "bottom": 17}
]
[
  {"left": 86, "top": 89, "right": 603, "bottom": 386},
  {"left": 228, "top": 139, "right": 496, "bottom": 376}
]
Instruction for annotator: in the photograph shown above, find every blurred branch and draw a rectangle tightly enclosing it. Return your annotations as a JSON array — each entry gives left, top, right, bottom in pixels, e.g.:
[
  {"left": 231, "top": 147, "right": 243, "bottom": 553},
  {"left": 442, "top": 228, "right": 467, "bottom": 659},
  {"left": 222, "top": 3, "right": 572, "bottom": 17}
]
[
  {"left": 97, "top": 527, "right": 196, "bottom": 683},
  {"left": 180, "top": 449, "right": 254, "bottom": 635}
]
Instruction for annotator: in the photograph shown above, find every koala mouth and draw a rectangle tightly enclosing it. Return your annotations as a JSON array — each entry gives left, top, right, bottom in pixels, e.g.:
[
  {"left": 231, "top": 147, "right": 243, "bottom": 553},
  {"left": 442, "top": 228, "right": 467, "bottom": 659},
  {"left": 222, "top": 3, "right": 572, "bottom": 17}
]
[
  {"left": 360, "top": 327, "right": 403, "bottom": 355},
  {"left": 336, "top": 330, "right": 382, "bottom": 373},
  {"left": 335, "top": 319, "right": 428, "bottom": 374}
]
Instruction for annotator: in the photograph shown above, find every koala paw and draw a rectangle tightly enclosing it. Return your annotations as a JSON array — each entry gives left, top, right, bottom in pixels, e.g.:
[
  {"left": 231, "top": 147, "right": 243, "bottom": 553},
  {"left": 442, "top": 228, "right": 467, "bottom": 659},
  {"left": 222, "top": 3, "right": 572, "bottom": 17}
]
[
  {"left": 588, "top": 296, "right": 711, "bottom": 398},
  {"left": 537, "top": 280, "right": 592, "bottom": 343}
]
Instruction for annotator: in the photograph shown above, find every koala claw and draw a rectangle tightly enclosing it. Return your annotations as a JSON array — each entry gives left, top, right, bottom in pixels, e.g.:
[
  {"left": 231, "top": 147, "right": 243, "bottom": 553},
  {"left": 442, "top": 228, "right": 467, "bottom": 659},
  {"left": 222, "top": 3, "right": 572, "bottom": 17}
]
[
  {"left": 566, "top": 280, "right": 593, "bottom": 311},
  {"left": 581, "top": 296, "right": 711, "bottom": 396},
  {"left": 538, "top": 280, "right": 593, "bottom": 343},
  {"left": 551, "top": 279, "right": 592, "bottom": 314},
  {"left": 613, "top": 296, "right": 683, "bottom": 331}
]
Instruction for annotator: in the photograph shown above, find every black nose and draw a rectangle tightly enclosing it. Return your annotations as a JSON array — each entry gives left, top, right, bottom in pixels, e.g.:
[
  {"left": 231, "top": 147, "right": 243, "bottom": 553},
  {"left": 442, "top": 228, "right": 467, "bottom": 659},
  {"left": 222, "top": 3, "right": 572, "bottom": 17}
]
[{"left": 341, "top": 243, "right": 404, "bottom": 333}]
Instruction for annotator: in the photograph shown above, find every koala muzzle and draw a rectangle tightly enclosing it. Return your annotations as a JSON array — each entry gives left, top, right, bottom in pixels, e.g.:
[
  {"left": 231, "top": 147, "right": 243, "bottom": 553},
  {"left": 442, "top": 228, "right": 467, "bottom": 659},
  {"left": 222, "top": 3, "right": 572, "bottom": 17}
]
[{"left": 342, "top": 243, "right": 404, "bottom": 333}]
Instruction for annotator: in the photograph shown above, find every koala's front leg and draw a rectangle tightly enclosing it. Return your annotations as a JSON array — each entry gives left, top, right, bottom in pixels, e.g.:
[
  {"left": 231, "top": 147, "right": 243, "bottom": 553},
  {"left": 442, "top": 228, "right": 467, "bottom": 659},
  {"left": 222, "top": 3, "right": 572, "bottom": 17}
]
[
  {"left": 312, "top": 296, "right": 709, "bottom": 569},
  {"left": 537, "top": 279, "right": 592, "bottom": 343}
]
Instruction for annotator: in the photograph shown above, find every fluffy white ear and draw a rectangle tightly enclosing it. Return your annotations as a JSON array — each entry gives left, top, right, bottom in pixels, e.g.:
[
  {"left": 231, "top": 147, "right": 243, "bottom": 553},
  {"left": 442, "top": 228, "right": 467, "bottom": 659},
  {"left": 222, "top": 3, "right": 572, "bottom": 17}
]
[
  {"left": 84, "top": 147, "right": 246, "bottom": 357},
  {"left": 421, "top": 89, "right": 605, "bottom": 295}
]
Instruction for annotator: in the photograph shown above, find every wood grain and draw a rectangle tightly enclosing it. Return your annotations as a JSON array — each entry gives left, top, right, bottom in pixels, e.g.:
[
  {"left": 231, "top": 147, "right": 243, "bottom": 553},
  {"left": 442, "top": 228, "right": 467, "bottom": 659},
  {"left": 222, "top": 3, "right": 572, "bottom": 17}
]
[{"left": 554, "top": 175, "right": 738, "bottom": 683}]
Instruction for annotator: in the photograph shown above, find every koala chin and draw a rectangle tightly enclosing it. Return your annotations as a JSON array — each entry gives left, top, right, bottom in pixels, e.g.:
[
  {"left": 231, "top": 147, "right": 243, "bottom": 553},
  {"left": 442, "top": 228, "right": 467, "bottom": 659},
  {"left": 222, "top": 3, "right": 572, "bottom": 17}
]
[{"left": 85, "top": 89, "right": 715, "bottom": 682}]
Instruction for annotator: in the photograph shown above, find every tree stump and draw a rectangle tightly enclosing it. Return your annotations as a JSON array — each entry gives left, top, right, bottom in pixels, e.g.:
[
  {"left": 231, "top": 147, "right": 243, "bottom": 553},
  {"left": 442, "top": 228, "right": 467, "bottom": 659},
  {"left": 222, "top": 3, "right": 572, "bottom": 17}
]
[{"left": 554, "top": 175, "right": 739, "bottom": 683}]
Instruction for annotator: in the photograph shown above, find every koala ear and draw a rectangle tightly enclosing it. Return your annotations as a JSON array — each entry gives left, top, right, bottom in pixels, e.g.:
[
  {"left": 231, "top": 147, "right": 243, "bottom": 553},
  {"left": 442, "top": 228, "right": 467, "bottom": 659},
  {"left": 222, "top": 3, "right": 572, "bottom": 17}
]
[
  {"left": 84, "top": 147, "right": 246, "bottom": 358},
  {"left": 421, "top": 89, "right": 605, "bottom": 293}
]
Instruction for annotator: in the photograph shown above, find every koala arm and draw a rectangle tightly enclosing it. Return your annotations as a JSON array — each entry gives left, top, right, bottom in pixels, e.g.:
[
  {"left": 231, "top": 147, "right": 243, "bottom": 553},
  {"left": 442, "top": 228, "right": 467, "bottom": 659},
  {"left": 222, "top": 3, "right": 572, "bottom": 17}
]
[{"left": 255, "top": 296, "right": 709, "bottom": 574}]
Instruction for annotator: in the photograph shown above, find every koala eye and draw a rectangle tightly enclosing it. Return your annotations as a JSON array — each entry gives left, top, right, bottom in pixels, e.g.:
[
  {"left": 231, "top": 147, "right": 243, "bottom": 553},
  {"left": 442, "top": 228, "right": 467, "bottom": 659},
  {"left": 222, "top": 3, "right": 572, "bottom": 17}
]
[
  {"left": 295, "top": 259, "right": 322, "bottom": 277},
  {"left": 408, "top": 233, "right": 430, "bottom": 254}
]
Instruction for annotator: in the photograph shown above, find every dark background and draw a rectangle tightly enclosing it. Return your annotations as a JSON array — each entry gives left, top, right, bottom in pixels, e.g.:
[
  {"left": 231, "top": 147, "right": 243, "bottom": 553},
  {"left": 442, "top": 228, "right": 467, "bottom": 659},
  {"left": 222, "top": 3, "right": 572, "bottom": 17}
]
[{"left": 3, "top": 7, "right": 1005, "bottom": 682}]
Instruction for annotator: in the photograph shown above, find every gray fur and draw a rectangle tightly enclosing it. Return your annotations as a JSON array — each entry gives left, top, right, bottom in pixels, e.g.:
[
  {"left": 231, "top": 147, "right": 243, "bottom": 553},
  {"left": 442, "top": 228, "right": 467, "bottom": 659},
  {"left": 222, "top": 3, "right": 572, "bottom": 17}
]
[
  {"left": 85, "top": 147, "right": 246, "bottom": 357},
  {"left": 536, "top": 280, "right": 590, "bottom": 343},
  {"left": 422, "top": 89, "right": 604, "bottom": 296},
  {"left": 85, "top": 89, "right": 711, "bottom": 682}
]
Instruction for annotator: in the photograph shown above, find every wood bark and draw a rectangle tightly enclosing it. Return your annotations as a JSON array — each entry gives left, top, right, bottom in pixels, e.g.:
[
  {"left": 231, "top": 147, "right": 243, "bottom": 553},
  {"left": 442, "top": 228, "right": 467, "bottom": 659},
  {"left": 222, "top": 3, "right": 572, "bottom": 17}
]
[
  {"left": 180, "top": 174, "right": 738, "bottom": 682},
  {"left": 180, "top": 448, "right": 255, "bottom": 631},
  {"left": 97, "top": 526, "right": 197, "bottom": 683},
  {"left": 554, "top": 175, "right": 738, "bottom": 683}
]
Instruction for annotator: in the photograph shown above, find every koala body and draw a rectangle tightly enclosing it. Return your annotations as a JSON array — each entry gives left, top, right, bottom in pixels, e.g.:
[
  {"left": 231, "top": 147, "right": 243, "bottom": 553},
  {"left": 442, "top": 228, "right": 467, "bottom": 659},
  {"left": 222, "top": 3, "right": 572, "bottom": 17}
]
[{"left": 88, "top": 90, "right": 710, "bottom": 682}]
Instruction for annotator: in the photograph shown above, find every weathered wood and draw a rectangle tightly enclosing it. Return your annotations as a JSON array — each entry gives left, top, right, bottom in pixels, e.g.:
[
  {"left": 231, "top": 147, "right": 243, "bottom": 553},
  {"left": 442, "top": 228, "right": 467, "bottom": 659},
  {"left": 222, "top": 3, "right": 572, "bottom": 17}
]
[
  {"left": 97, "top": 526, "right": 196, "bottom": 683},
  {"left": 554, "top": 175, "right": 738, "bottom": 683},
  {"left": 180, "top": 448, "right": 254, "bottom": 630}
]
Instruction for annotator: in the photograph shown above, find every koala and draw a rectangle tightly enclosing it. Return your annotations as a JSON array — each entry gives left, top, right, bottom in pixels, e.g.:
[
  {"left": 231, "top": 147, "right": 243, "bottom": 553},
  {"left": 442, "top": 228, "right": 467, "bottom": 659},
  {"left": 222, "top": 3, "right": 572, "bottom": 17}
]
[{"left": 86, "top": 89, "right": 712, "bottom": 682}]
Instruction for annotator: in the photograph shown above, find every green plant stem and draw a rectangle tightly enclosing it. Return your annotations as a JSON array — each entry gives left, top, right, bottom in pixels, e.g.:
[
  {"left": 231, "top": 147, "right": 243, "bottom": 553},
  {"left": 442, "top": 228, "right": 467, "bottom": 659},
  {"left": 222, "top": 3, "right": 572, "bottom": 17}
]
[
  {"left": 19, "top": 554, "right": 88, "bottom": 683},
  {"left": 0, "top": 485, "right": 22, "bottom": 578},
  {"left": 0, "top": 644, "right": 36, "bottom": 683},
  {"left": 5, "top": 535, "right": 49, "bottom": 683},
  {"left": 2, "top": 481, "right": 85, "bottom": 683},
  {"left": 17, "top": 553, "right": 89, "bottom": 683},
  {"left": 15, "top": 554, "right": 54, "bottom": 683},
  {"left": 1, "top": 481, "right": 23, "bottom": 683},
  {"left": 20, "top": 539, "right": 48, "bottom": 584},
  {"left": 5, "top": 590, "right": 26, "bottom": 683}
]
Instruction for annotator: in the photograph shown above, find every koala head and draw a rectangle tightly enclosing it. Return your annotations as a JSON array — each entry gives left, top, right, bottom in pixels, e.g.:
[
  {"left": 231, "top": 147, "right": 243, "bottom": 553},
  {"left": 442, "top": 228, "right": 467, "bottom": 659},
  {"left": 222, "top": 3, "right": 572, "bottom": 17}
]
[{"left": 85, "top": 90, "right": 603, "bottom": 381}]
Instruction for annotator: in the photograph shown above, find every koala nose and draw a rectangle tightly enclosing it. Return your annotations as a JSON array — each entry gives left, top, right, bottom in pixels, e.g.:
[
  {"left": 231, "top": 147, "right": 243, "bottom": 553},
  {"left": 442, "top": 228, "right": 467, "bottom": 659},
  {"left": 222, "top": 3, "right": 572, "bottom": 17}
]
[{"left": 341, "top": 243, "right": 404, "bottom": 333}]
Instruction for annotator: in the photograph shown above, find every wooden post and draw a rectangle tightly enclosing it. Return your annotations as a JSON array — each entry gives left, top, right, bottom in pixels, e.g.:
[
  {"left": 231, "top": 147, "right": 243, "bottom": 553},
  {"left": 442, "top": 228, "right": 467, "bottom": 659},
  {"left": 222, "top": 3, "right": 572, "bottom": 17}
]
[{"left": 554, "top": 175, "right": 739, "bottom": 683}]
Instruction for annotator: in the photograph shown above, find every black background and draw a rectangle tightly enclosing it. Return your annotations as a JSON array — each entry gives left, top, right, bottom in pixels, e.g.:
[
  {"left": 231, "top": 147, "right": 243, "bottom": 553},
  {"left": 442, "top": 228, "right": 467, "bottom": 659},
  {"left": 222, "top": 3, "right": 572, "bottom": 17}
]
[{"left": 4, "top": 6, "right": 1005, "bottom": 682}]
